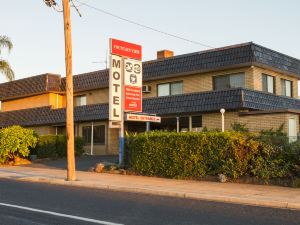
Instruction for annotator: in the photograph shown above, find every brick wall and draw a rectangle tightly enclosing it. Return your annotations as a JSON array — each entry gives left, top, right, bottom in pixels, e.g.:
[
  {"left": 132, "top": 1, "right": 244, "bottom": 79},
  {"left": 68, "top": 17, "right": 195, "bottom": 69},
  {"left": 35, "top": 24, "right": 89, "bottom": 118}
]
[
  {"left": 2, "top": 94, "right": 51, "bottom": 112},
  {"left": 142, "top": 67, "right": 253, "bottom": 98},
  {"left": 252, "top": 66, "right": 298, "bottom": 98},
  {"left": 28, "top": 126, "right": 56, "bottom": 135},
  {"left": 1, "top": 93, "right": 66, "bottom": 112},
  {"left": 107, "top": 126, "right": 119, "bottom": 155},
  {"left": 74, "top": 88, "right": 108, "bottom": 105},
  {"left": 202, "top": 111, "right": 299, "bottom": 134}
]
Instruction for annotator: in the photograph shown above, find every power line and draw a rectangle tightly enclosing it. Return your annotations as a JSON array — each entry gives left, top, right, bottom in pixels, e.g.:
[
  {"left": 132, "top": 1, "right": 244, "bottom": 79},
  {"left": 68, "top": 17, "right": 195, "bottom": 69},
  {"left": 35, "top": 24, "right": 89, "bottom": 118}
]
[{"left": 74, "top": 0, "right": 214, "bottom": 49}]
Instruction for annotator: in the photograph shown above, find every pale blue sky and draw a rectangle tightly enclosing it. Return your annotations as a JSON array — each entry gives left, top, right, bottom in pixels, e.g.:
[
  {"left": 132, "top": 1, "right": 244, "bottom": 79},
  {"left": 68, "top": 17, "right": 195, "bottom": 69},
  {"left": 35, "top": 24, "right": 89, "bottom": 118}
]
[{"left": 0, "top": 0, "right": 299, "bottom": 83}]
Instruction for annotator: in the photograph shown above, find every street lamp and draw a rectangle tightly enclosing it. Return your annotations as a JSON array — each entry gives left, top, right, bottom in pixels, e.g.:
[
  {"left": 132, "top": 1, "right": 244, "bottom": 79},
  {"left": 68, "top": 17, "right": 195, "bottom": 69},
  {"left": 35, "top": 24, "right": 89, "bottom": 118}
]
[{"left": 220, "top": 108, "right": 225, "bottom": 132}]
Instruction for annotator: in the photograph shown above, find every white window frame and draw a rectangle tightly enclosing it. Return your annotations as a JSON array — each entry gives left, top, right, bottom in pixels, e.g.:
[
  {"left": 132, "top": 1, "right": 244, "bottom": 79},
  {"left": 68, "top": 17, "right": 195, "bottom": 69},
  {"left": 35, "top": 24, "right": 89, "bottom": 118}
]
[{"left": 75, "top": 95, "right": 87, "bottom": 106}]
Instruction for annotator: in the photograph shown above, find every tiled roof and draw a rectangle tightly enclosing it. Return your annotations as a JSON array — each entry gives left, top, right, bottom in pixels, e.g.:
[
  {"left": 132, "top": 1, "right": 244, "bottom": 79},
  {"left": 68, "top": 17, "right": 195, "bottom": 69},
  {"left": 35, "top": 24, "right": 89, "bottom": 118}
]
[
  {"left": 0, "top": 104, "right": 108, "bottom": 127},
  {"left": 143, "top": 43, "right": 300, "bottom": 80},
  {"left": 243, "top": 89, "right": 300, "bottom": 111},
  {"left": 60, "top": 70, "right": 109, "bottom": 92},
  {"left": 143, "top": 89, "right": 244, "bottom": 115},
  {"left": 0, "top": 74, "right": 61, "bottom": 101},
  {"left": 1, "top": 42, "right": 300, "bottom": 101},
  {"left": 1, "top": 88, "right": 300, "bottom": 127},
  {"left": 62, "top": 42, "right": 300, "bottom": 89}
]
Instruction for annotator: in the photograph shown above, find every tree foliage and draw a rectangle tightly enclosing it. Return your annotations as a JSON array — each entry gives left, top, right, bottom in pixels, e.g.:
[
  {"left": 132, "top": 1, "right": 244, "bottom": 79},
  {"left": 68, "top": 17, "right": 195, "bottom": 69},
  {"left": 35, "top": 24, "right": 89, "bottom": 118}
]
[
  {"left": 0, "top": 35, "right": 14, "bottom": 81},
  {"left": 0, "top": 126, "right": 37, "bottom": 164}
]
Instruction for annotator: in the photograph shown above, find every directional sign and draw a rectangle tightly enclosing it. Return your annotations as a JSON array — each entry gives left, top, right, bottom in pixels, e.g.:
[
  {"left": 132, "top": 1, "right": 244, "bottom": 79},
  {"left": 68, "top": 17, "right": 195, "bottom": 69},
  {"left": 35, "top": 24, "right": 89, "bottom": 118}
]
[{"left": 126, "top": 114, "right": 161, "bottom": 123}]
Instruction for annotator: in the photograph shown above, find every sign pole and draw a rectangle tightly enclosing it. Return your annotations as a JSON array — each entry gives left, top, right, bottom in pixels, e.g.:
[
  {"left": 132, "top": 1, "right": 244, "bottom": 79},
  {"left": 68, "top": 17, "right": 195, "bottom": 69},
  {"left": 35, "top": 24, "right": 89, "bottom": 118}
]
[
  {"left": 119, "top": 58, "right": 125, "bottom": 166},
  {"left": 119, "top": 116, "right": 125, "bottom": 166}
]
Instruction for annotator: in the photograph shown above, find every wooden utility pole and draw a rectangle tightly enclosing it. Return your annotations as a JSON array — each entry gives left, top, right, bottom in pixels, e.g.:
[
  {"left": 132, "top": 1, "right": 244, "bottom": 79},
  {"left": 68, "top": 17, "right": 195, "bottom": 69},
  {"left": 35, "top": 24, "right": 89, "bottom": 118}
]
[{"left": 62, "top": 0, "right": 76, "bottom": 181}]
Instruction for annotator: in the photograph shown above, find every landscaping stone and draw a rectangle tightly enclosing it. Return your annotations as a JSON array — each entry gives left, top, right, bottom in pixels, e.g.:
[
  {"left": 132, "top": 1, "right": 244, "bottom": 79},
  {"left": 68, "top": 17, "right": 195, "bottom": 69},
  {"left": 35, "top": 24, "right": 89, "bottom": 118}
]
[
  {"left": 218, "top": 174, "right": 227, "bottom": 183},
  {"left": 88, "top": 167, "right": 95, "bottom": 172},
  {"left": 94, "top": 163, "right": 105, "bottom": 173}
]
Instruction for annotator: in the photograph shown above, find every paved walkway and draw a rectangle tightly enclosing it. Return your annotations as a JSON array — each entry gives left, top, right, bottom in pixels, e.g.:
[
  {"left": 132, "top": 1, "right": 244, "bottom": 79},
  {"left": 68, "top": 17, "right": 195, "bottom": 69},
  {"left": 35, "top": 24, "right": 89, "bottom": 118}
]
[{"left": 0, "top": 165, "right": 300, "bottom": 210}]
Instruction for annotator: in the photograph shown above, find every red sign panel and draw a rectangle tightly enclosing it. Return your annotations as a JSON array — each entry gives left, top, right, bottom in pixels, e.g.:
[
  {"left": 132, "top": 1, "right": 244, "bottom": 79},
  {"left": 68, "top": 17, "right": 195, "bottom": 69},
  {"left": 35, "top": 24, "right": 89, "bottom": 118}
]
[
  {"left": 110, "top": 38, "right": 142, "bottom": 60},
  {"left": 124, "top": 86, "right": 142, "bottom": 112}
]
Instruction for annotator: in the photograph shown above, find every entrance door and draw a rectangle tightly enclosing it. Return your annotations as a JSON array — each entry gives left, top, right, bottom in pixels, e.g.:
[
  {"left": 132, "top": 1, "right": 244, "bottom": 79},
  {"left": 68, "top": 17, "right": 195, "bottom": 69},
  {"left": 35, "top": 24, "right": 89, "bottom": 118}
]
[{"left": 288, "top": 118, "right": 297, "bottom": 143}]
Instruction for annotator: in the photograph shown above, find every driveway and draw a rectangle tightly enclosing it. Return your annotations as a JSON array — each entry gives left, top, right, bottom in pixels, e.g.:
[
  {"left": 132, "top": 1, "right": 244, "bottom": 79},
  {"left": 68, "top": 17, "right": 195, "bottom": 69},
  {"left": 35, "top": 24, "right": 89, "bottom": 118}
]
[{"left": 23, "top": 155, "right": 118, "bottom": 171}]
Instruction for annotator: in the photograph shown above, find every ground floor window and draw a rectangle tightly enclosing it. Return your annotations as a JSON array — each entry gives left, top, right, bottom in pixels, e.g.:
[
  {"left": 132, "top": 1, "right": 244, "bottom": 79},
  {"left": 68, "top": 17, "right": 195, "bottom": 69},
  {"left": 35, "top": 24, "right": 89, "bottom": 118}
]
[
  {"left": 192, "top": 115, "right": 202, "bottom": 130},
  {"left": 82, "top": 125, "right": 105, "bottom": 145},
  {"left": 150, "top": 115, "right": 202, "bottom": 132}
]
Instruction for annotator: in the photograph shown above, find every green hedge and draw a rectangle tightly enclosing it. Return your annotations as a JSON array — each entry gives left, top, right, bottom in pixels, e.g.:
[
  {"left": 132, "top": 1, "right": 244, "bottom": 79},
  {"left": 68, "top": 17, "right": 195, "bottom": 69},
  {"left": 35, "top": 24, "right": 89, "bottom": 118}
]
[
  {"left": 0, "top": 126, "right": 38, "bottom": 164},
  {"left": 32, "top": 135, "right": 84, "bottom": 159},
  {"left": 125, "top": 131, "right": 296, "bottom": 181}
]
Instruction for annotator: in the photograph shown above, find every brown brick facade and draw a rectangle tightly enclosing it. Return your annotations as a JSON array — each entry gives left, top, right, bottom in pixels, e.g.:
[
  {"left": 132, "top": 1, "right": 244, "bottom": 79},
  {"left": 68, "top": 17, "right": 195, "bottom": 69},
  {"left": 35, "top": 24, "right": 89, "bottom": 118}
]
[{"left": 202, "top": 112, "right": 299, "bottom": 134}]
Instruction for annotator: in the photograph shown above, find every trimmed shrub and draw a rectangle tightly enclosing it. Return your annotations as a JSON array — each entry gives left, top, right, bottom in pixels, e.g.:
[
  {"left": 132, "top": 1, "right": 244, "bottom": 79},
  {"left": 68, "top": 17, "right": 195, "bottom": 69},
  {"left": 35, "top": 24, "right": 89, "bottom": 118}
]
[
  {"left": 33, "top": 135, "right": 84, "bottom": 159},
  {"left": 125, "top": 131, "right": 291, "bottom": 181},
  {"left": 33, "top": 135, "right": 57, "bottom": 158},
  {"left": 0, "top": 126, "right": 38, "bottom": 164},
  {"left": 231, "top": 123, "right": 249, "bottom": 133}
]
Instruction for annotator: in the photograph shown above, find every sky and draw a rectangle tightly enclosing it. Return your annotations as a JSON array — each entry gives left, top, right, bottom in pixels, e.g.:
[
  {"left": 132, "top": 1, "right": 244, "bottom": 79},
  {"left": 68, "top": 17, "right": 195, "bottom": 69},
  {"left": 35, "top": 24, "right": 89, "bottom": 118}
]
[{"left": 0, "top": 0, "right": 299, "bottom": 83}]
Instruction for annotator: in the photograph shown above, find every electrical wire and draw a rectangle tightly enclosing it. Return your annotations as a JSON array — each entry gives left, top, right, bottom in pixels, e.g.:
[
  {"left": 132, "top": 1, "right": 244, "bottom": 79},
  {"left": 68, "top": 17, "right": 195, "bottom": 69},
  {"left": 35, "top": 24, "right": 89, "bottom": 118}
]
[
  {"left": 70, "top": 0, "right": 82, "bottom": 17},
  {"left": 74, "top": 0, "right": 214, "bottom": 48}
]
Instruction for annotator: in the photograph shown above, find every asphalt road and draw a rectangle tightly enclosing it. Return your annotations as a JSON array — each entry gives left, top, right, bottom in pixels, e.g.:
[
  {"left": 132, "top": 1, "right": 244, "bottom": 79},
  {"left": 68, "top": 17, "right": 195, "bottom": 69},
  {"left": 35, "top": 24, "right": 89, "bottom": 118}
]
[{"left": 0, "top": 179, "right": 300, "bottom": 225}]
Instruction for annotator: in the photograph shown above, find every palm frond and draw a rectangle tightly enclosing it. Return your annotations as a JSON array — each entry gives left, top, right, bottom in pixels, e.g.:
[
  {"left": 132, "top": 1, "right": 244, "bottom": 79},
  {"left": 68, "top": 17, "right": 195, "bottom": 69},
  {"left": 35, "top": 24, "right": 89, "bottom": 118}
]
[
  {"left": 0, "top": 60, "right": 15, "bottom": 81},
  {"left": 0, "top": 36, "right": 13, "bottom": 54}
]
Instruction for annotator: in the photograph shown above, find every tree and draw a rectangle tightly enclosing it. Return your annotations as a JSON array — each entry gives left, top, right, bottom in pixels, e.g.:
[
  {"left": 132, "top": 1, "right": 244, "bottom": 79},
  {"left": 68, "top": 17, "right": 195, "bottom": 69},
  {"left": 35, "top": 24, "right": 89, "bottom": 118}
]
[{"left": 0, "top": 35, "right": 14, "bottom": 81}]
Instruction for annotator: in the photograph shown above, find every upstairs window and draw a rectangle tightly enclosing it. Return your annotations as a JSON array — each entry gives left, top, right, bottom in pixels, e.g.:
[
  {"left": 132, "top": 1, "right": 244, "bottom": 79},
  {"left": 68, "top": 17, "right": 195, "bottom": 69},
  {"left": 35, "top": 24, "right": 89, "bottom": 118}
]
[
  {"left": 157, "top": 81, "right": 183, "bottom": 97},
  {"left": 75, "top": 95, "right": 87, "bottom": 106},
  {"left": 213, "top": 73, "right": 245, "bottom": 90},
  {"left": 262, "top": 74, "right": 275, "bottom": 94},
  {"left": 281, "top": 79, "right": 292, "bottom": 97}
]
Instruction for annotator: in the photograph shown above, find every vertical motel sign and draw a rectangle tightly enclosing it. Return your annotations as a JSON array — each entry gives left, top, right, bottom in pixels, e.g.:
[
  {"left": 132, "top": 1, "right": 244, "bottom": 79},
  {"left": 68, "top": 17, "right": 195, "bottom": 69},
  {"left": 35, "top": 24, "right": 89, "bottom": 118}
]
[
  {"left": 109, "top": 38, "right": 142, "bottom": 124},
  {"left": 109, "top": 38, "right": 142, "bottom": 165}
]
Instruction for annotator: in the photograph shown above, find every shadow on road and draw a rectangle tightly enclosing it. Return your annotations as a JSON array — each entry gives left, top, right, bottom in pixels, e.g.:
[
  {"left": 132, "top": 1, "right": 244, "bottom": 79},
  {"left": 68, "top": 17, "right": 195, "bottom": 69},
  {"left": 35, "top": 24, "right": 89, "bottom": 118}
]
[{"left": 23, "top": 155, "right": 118, "bottom": 171}]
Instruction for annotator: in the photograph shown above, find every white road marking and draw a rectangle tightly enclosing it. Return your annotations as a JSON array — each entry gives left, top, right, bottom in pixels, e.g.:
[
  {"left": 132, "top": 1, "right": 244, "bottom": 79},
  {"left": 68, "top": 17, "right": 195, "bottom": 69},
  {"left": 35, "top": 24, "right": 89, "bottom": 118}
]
[{"left": 0, "top": 202, "right": 124, "bottom": 225}]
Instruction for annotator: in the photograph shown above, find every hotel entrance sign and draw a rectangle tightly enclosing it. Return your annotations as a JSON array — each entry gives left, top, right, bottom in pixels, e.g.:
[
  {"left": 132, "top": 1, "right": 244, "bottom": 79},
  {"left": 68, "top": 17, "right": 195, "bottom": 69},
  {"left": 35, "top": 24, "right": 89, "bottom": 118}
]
[{"left": 126, "top": 114, "right": 161, "bottom": 123}]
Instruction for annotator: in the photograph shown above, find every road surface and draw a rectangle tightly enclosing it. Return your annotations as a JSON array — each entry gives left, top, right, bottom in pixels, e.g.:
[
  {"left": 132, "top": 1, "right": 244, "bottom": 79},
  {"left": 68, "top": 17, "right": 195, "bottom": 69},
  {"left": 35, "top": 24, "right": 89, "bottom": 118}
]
[{"left": 0, "top": 179, "right": 299, "bottom": 225}]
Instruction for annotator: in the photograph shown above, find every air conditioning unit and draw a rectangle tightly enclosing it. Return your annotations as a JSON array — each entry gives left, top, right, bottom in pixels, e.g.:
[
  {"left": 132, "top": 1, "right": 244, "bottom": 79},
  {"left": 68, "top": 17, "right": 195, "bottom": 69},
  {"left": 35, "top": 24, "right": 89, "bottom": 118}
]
[{"left": 142, "top": 85, "right": 151, "bottom": 93}]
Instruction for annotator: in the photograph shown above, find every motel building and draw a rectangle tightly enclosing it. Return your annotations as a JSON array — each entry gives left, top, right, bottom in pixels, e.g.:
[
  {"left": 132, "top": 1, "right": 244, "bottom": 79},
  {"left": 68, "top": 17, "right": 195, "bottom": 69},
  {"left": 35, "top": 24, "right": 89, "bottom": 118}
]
[{"left": 0, "top": 42, "right": 300, "bottom": 155}]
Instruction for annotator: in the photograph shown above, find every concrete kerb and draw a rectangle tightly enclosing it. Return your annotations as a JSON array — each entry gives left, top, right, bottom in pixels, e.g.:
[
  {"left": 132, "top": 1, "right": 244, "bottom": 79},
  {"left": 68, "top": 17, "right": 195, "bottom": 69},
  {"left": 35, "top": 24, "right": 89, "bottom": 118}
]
[{"left": 3, "top": 174, "right": 300, "bottom": 211}]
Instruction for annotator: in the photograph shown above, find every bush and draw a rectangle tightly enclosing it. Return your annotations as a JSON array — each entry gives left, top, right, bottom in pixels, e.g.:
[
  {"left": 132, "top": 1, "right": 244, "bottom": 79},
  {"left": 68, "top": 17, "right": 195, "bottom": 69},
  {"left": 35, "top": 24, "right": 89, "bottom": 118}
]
[
  {"left": 125, "top": 131, "right": 291, "bottom": 181},
  {"left": 231, "top": 123, "right": 249, "bottom": 133},
  {"left": 0, "top": 126, "right": 38, "bottom": 164},
  {"left": 33, "top": 135, "right": 57, "bottom": 158},
  {"left": 33, "top": 135, "right": 84, "bottom": 159}
]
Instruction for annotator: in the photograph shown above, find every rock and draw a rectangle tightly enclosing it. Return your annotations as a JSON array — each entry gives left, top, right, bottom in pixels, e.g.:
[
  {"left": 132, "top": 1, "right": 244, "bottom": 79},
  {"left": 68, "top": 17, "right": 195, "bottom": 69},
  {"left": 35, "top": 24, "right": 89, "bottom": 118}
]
[
  {"left": 119, "top": 169, "right": 127, "bottom": 175},
  {"left": 30, "top": 155, "right": 37, "bottom": 161},
  {"left": 88, "top": 167, "right": 95, "bottom": 172},
  {"left": 218, "top": 174, "right": 227, "bottom": 183},
  {"left": 14, "top": 158, "right": 31, "bottom": 166},
  {"left": 94, "top": 163, "right": 105, "bottom": 173},
  {"left": 109, "top": 165, "right": 118, "bottom": 172}
]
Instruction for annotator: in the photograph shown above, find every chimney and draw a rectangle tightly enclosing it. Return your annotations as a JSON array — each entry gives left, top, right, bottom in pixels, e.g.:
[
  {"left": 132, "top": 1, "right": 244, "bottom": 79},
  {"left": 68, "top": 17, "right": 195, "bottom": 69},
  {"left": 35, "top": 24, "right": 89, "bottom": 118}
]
[{"left": 157, "top": 50, "right": 174, "bottom": 60}]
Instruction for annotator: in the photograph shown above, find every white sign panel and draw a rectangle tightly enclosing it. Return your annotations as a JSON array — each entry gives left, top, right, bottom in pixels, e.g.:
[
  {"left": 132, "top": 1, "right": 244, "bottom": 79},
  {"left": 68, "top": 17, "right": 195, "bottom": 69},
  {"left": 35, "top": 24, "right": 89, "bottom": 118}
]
[
  {"left": 124, "top": 59, "right": 142, "bottom": 87},
  {"left": 109, "top": 55, "right": 123, "bottom": 121},
  {"left": 126, "top": 114, "right": 161, "bottom": 123}
]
